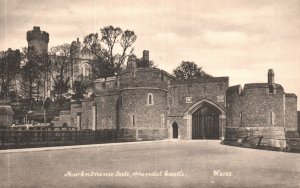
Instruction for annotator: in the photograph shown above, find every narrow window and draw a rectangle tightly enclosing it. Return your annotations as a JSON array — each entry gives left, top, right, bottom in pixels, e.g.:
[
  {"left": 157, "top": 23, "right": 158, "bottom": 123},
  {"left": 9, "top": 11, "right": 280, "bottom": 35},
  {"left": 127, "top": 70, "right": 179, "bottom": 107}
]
[
  {"left": 161, "top": 114, "right": 165, "bottom": 127},
  {"left": 148, "top": 93, "right": 154, "bottom": 105},
  {"left": 132, "top": 115, "right": 135, "bottom": 126},
  {"left": 270, "top": 110, "right": 275, "bottom": 125},
  {"left": 240, "top": 112, "right": 243, "bottom": 126}
]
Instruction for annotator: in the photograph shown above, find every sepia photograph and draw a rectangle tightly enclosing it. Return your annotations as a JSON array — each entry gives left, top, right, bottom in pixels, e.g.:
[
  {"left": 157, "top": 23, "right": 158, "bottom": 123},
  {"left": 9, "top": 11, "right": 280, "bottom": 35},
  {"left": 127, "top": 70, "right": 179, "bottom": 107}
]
[{"left": 0, "top": 0, "right": 299, "bottom": 187}]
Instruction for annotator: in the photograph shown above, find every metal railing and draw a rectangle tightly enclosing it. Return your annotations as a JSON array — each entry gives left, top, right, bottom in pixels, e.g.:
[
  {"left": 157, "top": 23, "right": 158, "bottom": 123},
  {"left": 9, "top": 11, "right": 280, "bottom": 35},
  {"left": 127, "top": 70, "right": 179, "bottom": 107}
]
[{"left": 0, "top": 129, "right": 117, "bottom": 149}]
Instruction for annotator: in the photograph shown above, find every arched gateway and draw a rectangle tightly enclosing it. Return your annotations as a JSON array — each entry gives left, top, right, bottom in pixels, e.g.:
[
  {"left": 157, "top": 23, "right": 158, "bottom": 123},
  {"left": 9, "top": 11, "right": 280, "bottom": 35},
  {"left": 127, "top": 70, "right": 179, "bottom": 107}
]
[{"left": 184, "top": 99, "right": 225, "bottom": 140}]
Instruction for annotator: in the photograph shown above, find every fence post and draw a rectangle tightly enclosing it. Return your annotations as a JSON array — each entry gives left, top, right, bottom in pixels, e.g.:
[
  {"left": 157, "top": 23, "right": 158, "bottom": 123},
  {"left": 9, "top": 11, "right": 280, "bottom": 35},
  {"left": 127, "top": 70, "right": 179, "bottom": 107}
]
[
  {"left": 26, "top": 131, "right": 29, "bottom": 146},
  {"left": 46, "top": 130, "right": 49, "bottom": 146},
  {"left": 1, "top": 130, "right": 4, "bottom": 146}
]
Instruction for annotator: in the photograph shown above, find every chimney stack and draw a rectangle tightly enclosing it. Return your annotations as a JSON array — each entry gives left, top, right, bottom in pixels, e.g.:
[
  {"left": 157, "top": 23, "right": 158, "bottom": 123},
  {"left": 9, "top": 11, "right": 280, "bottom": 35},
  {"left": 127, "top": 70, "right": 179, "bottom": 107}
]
[
  {"left": 268, "top": 69, "right": 274, "bottom": 85},
  {"left": 143, "top": 50, "right": 149, "bottom": 62}
]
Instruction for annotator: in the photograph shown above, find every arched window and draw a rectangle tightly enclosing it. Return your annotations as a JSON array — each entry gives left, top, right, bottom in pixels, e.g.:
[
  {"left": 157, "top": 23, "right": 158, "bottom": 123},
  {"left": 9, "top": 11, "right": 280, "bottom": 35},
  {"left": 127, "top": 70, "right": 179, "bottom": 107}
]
[{"left": 147, "top": 93, "right": 154, "bottom": 105}]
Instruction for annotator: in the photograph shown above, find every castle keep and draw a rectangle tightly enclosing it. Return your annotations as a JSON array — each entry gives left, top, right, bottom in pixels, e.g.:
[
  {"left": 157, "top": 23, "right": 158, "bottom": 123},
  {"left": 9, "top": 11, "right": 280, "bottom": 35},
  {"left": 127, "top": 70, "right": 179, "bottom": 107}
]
[{"left": 27, "top": 26, "right": 49, "bottom": 55}]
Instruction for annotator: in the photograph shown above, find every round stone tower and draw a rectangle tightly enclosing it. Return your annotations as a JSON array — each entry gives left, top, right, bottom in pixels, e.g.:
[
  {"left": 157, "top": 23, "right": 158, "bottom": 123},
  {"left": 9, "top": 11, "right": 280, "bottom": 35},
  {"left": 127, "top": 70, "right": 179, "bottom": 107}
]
[{"left": 26, "top": 26, "right": 49, "bottom": 54}]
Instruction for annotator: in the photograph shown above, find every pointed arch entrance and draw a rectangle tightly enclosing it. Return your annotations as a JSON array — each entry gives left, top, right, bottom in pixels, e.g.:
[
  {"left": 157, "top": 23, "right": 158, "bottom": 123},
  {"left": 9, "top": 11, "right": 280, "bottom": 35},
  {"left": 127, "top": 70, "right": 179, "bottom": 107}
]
[
  {"left": 184, "top": 99, "right": 225, "bottom": 140},
  {"left": 192, "top": 104, "right": 220, "bottom": 139}
]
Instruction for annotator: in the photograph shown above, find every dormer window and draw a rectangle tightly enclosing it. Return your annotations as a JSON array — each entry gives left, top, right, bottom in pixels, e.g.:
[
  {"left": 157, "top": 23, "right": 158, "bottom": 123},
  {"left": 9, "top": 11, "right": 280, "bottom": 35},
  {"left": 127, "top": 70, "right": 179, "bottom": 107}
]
[{"left": 147, "top": 93, "right": 154, "bottom": 105}]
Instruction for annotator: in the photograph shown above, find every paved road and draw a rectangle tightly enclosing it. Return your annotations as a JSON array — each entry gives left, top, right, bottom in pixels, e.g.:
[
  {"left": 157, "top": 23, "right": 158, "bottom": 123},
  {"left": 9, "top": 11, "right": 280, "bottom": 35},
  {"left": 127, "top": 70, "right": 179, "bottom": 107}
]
[{"left": 0, "top": 140, "right": 299, "bottom": 188}]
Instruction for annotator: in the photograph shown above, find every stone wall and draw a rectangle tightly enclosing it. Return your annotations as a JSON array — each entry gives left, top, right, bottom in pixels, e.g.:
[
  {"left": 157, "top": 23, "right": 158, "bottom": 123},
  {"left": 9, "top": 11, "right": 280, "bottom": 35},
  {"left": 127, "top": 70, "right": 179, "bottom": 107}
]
[
  {"left": 118, "top": 89, "right": 168, "bottom": 130},
  {"left": 58, "top": 111, "right": 71, "bottom": 127},
  {"left": 167, "top": 116, "right": 185, "bottom": 139},
  {"left": 285, "top": 94, "right": 298, "bottom": 130},
  {"left": 224, "top": 127, "right": 287, "bottom": 149},
  {"left": 298, "top": 111, "right": 300, "bottom": 131},
  {"left": 80, "top": 99, "right": 93, "bottom": 130},
  {"left": 119, "top": 68, "right": 170, "bottom": 89},
  {"left": 226, "top": 85, "right": 243, "bottom": 128},
  {"left": 0, "top": 105, "right": 14, "bottom": 127},
  {"left": 70, "top": 102, "right": 82, "bottom": 129},
  {"left": 226, "top": 83, "right": 285, "bottom": 128},
  {"left": 168, "top": 77, "right": 228, "bottom": 117},
  {"left": 167, "top": 78, "right": 228, "bottom": 139},
  {"left": 94, "top": 93, "right": 119, "bottom": 130}
]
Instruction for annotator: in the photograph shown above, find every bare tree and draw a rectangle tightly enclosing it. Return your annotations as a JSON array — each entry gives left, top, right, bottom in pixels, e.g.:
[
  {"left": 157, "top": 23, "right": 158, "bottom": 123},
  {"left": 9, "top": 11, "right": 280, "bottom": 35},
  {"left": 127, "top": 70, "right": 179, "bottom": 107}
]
[
  {"left": 20, "top": 47, "right": 43, "bottom": 106},
  {"left": 0, "top": 49, "right": 21, "bottom": 99},
  {"left": 83, "top": 25, "right": 137, "bottom": 78},
  {"left": 48, "top": 44, "right": 72, "bottom": 106}
]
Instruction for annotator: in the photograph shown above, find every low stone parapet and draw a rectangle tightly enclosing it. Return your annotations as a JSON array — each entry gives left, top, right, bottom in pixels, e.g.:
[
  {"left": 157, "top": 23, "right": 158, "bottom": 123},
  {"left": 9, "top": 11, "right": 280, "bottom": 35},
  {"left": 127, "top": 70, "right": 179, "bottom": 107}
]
[{"left": 223, "top": 127, "right": 299, "bottom": 150}]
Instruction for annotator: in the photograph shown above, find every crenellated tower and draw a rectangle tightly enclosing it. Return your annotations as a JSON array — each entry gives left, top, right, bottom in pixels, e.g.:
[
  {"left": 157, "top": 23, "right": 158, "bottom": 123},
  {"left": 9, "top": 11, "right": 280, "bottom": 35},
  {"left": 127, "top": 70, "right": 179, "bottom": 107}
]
[{"left": 26, "top": 26, "right": 49, "bottom": 55}]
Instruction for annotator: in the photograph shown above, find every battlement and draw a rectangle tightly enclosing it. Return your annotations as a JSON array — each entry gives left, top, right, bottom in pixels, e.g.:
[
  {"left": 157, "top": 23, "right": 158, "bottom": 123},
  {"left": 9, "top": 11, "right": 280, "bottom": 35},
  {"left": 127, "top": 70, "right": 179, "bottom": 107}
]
[
  {"left": 285, "top": 93, "right": 297, "bottom": 98},
  {"left": 27, "top": 26, "right": 49, "bottom": 43},
  {"left": 226, "top": 85, "right": 242, "bottom": 95},
  {"left": 227, "top": 83, "right": 284, "bottom": 97},
  {"left": 94, "top": 76, "right": 119, "bottom": 92},
  {"left": 171, "top": 76, "right": 229, "bottom": 85},
  {"left": 244, "top": 83, "right": 283, "bottom": 90}
]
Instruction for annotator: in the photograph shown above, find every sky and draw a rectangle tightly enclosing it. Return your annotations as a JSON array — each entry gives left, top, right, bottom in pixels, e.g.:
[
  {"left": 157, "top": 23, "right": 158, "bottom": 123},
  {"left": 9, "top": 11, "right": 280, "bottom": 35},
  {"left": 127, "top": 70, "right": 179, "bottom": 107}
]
[{"left": 1, "top": 0, "right": 300, "bottom": 108}]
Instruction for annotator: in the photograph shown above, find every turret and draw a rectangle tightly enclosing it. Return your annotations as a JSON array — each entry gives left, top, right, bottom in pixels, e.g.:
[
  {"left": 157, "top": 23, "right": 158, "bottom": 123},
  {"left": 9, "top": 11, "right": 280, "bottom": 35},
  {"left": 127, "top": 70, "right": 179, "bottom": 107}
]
[
  {"left": 26, "top": 26, "right": 49, "bottom": 54},
  {"left": 127, "top": 54, "right": 137, "bottom": 70},
  {"left": 71, "top": 38, "right": 81, "bottom": 58}
]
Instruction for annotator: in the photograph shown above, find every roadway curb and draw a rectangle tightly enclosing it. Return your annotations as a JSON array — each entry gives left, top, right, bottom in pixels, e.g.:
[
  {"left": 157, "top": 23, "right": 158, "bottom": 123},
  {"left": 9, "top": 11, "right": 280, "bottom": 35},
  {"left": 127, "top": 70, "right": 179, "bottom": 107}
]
[{"left": 0, "top": 139, "right": 184, "bottom": 154}]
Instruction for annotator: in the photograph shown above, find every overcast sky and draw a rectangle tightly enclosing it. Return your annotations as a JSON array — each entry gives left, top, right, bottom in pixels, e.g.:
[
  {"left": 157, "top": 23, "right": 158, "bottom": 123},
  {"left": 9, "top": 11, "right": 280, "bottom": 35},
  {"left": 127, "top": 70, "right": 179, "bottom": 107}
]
[{"left": 1, "top": 0, "right": 300, "bottom": 108}]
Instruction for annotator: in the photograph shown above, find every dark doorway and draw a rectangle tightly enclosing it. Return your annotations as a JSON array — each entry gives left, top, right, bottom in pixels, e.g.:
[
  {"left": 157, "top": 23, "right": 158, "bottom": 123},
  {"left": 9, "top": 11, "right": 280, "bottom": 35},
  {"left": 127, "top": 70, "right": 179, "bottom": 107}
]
[
  {"left": 192, "top": 103, "right": 220, "bottom": 139},
  {"left": 172, "top": 122, "right": 178, "bottom": 138}
]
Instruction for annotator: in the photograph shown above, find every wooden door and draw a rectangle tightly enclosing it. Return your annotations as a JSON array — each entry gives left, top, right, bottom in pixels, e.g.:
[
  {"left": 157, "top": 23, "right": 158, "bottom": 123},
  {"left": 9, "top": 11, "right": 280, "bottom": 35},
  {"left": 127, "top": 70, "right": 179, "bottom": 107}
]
[{"left": 192, "top": 106, "right": 219, "bottom": 139}]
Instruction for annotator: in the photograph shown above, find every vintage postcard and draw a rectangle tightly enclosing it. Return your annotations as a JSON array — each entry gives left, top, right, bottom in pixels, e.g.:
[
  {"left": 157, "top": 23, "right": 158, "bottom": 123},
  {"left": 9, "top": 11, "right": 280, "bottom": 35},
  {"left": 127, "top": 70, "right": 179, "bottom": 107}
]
[{"left": 0, "top": 0, "right": 299, "bottom": 187}]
